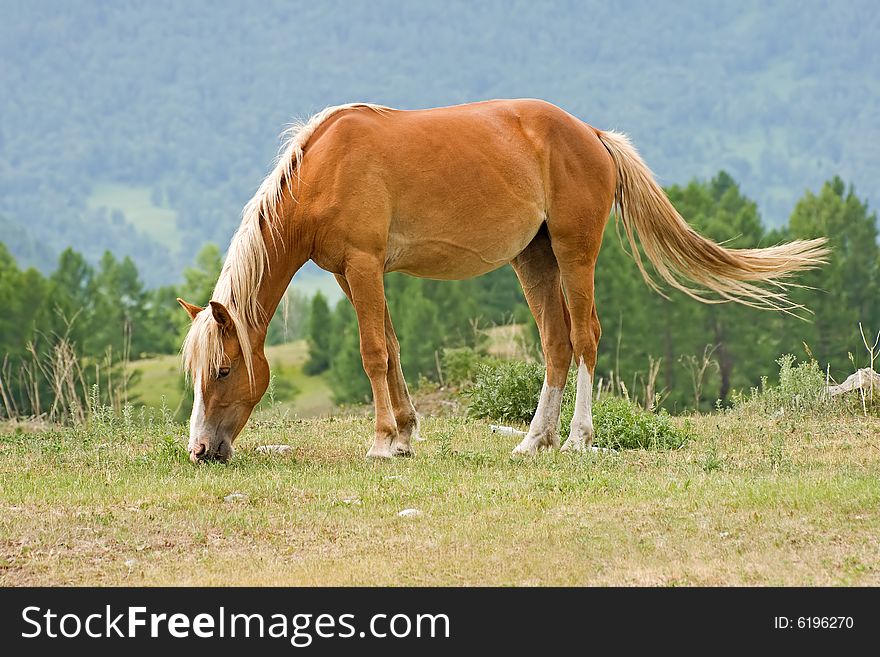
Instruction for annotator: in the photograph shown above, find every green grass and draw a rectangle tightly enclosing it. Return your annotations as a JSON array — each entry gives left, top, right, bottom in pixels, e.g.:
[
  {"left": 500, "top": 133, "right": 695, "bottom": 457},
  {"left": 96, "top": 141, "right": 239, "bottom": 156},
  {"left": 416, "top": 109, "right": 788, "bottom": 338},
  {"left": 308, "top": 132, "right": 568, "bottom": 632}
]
[
  {"left": 1, "top": 409, "right": 878, "bottom": 586},
  {"left": 87, "top": 183, "right": 180, "bottom": 251},
  {"left": 127, "top": 353, "right": 182, "bottom": 410},
  {"left": 262, "top": 342, "right": 335, "bottom": 417}
]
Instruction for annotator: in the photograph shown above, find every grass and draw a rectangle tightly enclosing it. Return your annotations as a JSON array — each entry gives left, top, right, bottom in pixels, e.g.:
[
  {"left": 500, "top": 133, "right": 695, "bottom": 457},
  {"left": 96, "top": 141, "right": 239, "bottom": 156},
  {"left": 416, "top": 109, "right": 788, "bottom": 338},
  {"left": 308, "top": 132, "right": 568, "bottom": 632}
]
[
  {"left": 128, "top": 340, "right": 334, "bottom": 417},
  {"left": 87, "top": 183, "right": 180, "bottom": 251},
  {"left": 1, "top": 408, "right": 878, "bottom": 586}
]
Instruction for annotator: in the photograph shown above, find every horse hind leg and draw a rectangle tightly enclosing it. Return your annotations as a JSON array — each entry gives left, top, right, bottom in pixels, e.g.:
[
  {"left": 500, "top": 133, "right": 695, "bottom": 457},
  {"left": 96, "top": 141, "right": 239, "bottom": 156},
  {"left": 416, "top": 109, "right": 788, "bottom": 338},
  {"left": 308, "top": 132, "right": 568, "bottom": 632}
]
[
  {"left": 510, "top": 226, "right": 574, "bottom": 455},
  {"left": 546, "top": 204, "right": 609, "bottom": 452},
  {"left": 560, "top": 301, "right": 600, "bottom": 452}
]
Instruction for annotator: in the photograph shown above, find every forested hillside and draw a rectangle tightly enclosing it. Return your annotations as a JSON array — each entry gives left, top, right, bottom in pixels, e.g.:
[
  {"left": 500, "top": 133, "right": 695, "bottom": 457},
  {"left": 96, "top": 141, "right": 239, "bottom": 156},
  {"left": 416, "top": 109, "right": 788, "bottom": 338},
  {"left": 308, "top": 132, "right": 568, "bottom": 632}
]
[{"left": 2, "top": 1, "right": 878, "bottom": 283}]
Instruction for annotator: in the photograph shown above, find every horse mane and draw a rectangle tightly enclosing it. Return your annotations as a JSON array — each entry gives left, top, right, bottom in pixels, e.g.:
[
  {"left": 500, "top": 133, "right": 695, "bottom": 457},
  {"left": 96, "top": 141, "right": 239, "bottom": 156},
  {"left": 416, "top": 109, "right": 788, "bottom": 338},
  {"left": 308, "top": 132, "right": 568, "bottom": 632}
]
[{"left": 182, "top": 102, "right": 388, "bottom": 384}]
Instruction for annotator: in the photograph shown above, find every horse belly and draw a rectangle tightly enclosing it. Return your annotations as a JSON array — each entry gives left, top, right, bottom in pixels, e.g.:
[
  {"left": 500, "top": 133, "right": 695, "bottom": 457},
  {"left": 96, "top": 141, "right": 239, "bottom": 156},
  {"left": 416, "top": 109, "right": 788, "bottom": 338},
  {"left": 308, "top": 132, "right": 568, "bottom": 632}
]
[{"left": 385, "top": 214, "right": 543, "bottom": 280}]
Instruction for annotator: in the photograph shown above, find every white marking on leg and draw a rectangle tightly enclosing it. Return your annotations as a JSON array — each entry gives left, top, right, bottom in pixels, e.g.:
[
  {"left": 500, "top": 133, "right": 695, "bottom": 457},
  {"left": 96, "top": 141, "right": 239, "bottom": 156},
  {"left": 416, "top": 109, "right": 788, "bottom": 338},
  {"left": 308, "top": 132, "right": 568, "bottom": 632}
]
[
  {"left": 512, "top": 377, "right": 563, "bottom": 455},
  {"left": 562, "top": 359, "right": 593, "bottom": 452},
  {"left": 189, "top": 374, "right": 206, "bottom": 452},
  {"left": 366, "top": 438, "right": 394, "bottom": 458}
]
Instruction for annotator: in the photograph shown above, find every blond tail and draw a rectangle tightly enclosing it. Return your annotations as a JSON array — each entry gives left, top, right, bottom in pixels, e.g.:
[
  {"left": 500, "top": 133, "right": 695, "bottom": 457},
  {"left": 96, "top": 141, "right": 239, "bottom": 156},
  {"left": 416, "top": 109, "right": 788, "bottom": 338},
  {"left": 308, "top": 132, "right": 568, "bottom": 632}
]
[{"left": 596, "top": 130, "right": 829, "bottom": 313}]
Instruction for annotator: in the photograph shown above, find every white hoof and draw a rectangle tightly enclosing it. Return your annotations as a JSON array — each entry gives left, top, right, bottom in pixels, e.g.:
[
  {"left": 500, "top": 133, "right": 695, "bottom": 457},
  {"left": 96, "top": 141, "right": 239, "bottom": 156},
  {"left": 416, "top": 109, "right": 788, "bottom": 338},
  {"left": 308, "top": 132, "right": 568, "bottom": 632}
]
[
  {"left": 366, "top": 444, "right": 394, "bottom": 459},
  {"left": 561, "top": 433, "right": 593, "bottom": 452},
  {"left": 511, "top": 432, "right": 557, "bottom": 456}
]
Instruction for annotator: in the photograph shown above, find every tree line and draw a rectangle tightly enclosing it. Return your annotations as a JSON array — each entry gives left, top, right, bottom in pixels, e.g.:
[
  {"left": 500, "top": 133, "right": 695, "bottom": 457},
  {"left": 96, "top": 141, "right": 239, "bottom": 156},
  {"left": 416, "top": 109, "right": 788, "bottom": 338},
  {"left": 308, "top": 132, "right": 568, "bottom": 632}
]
[
  {"left": 0, "top": 171, "right": 876, "bottom": 417},
  {"left": 0, "top": 242, "right": 308, "bottom": 417}
]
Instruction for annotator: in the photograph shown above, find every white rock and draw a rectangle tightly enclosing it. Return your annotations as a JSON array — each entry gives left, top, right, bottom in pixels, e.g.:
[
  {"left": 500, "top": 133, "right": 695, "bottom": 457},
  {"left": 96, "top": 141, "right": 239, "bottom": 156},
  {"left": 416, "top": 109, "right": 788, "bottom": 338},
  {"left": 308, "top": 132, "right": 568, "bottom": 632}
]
[
  {"left": 256, "top": 444, "right": 293, "bottom": 455},
  {"left": 490, "top": 424, "right": 526, "bottom": 437},
  {"left": 397, "top": 508, "right": 423, "bottom": 517},
  {"left": 224, "top": 492, "right": 247, "bottom": 503},
  {"left": 124, "top": 559, "right": 138, "bottom": 568}
]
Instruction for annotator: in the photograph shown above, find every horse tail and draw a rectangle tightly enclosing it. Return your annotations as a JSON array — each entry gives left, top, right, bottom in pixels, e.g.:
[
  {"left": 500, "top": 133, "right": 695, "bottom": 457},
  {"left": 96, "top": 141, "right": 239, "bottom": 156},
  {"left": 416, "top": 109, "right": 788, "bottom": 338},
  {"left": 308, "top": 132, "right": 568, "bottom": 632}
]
[{"left": 595, "top": 129, "right": 829, "bottom": 313}]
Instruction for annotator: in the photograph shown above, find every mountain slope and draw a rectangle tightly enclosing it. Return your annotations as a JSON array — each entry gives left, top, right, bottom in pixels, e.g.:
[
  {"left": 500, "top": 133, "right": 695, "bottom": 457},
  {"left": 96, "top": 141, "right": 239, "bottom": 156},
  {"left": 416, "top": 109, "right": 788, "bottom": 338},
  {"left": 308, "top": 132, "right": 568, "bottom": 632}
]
[{"left": 1, "top": 0, "right": 877, "bottom": 283}]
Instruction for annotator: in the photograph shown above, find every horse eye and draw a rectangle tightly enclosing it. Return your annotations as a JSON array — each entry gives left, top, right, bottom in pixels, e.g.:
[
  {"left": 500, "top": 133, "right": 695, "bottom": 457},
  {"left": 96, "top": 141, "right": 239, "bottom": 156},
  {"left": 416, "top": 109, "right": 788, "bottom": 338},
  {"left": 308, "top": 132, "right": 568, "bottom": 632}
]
[{"left": 218, "top": 367, "right": 231, "bottom": 379}]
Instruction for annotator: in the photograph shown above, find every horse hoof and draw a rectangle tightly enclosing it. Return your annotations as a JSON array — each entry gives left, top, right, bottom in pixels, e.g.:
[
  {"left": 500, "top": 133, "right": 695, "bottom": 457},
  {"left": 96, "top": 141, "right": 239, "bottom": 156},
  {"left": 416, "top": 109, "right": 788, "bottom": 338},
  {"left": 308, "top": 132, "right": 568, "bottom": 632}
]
[
  {"left": 511, "top": 438, "right": 539, "bottom": 457},
  {"left": 366, "top": 446, "right": 394, "bottom": 459},
  {"left": 512, "top": 432, "right": 558, "bottom": 456},
  {"left": 560, "top": 438, "right": 589, "bottom": 453},
  {"left": 391, "top": 443, "right": 414, "bottom": 457}
]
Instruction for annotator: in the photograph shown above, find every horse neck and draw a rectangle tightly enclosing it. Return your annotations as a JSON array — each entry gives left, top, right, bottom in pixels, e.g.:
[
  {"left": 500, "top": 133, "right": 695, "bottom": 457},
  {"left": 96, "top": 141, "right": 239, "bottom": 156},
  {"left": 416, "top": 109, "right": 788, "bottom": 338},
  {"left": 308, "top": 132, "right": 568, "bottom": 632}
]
[{"left": 252, "top": 219, "right": 310, "bottom": 338}]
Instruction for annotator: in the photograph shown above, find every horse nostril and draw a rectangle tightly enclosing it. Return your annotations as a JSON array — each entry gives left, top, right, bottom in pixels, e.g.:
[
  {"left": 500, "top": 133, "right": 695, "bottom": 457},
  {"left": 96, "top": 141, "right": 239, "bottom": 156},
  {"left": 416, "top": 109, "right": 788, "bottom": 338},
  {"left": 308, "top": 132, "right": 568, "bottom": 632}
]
[{"left": 193, "top": 442, "right": 207, "bottom": 457}]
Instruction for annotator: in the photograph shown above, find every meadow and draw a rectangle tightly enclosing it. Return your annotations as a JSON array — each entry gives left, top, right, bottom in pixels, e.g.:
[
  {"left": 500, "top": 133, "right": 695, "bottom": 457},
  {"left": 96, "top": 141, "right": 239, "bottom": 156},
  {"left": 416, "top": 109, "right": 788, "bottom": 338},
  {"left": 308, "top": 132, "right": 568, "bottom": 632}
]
[
  {"left": 87, "top": 183, "right": 180, "bottom": 252},
  {"left": 2, "top": 403, "right": 878, "bottom": 586}
]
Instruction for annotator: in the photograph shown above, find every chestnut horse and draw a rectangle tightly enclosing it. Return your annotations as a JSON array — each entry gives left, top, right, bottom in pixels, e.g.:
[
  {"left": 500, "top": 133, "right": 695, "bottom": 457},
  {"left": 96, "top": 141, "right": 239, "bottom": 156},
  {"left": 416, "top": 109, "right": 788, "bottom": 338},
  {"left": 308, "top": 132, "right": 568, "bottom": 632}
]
[{"left": 177, "top": 99, "right": 826, "bottom": 463}]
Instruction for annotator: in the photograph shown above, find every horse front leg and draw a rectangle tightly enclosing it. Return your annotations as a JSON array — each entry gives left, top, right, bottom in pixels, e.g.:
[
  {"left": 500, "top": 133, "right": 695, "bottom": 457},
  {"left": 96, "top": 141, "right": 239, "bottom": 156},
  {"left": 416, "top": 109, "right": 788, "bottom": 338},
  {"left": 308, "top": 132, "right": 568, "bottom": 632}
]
[
  {"left": 384, "top": 304, "right": 419, "bottom": 456},
  {"left": 335, "top": 273, "right": 417, "bottom": 456},
  {"left": 341, "top": 262, "right": 399, "bottom": 458}
]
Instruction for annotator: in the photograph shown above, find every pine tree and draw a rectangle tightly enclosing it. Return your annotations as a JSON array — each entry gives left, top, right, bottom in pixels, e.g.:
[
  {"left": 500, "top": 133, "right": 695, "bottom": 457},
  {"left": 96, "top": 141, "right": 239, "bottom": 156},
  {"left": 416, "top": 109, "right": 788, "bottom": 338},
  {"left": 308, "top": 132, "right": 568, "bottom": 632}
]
[
  {"left": 180, "top": 243, "right": 223, "bottom": 306},
  {"left": 388, "top": 276, "right": 441, "bottom": 381},
  {"left": 45, "top": 247, "right": 96, "bottom": 352},
  {"left": 328, "top": 298, "right": 371, "bottom": 403},
  {"left": 0, "top": 243, "right": 47, "bottom": 362},
  {"left": 596, "top": 172, "right": 780, "bottom": 409},
  {"left": 785, "top": 177, "right": 880, "bottom": 376},
  {"left": 89, "top": 251, "right": 152, "bottom": 358},
  {"left": 304, "top": 292, "right": 333, "bottom": 375},
  {"left": 666, "top": 172, "right": 776, "bottom": 404}
]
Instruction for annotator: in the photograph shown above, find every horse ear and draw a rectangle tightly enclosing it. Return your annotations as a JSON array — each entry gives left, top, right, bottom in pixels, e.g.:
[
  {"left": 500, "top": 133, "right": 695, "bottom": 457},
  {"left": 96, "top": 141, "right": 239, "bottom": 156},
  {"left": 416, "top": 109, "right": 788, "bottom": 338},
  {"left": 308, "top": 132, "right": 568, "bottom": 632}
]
[
  {"left": 176, "top": 297, "right": 203, "bottom": 321},
  {"left": 209, "top": 301, "right": 233, "bottom": 332}
]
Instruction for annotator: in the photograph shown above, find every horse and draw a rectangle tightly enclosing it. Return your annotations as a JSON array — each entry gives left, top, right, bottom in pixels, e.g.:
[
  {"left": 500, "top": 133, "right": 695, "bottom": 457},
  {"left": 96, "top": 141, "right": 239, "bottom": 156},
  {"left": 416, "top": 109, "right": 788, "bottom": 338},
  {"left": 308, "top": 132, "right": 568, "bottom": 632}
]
[{"left": 176, "top": 99, "right": 827, "bottom": 463}]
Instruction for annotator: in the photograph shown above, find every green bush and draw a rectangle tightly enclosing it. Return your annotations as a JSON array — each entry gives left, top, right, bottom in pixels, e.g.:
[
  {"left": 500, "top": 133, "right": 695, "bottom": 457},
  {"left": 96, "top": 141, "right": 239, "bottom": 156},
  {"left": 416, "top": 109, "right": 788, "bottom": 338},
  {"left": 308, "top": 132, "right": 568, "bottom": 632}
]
[
  {"left": 732, "top": 355, "right": 828, "bottom": 415},
  {"left": 590, "top": 396, "right": 688, "bottom": 450},
  {"left": 464, "top": 359, "right": 545, "bottom": 423},
  {"left": 464, "top": 359, "right": 689, "bottom": 450},
  {"left": 441, "top": 347, "right": 500, "bottom": 387}
]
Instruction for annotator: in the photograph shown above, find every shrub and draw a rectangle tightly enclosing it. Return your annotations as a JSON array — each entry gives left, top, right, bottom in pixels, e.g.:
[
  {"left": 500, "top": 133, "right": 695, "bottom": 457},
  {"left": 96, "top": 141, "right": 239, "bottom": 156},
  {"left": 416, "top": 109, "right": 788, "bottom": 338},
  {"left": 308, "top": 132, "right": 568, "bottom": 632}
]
[
  {"left": 464, "top": 359, "right": 689, "bottom": 450},
  {"left": 442, "top": 347, "right": 500, "bottom": 387},
  {"left": 589, "top": 396, "right": 688, "bottom": 450},
  {"left": 731, "top": 355, "right": 828, "bottom": 415},
  {"left": 464, "top": 359, "right": 545, "bottom": 423}
]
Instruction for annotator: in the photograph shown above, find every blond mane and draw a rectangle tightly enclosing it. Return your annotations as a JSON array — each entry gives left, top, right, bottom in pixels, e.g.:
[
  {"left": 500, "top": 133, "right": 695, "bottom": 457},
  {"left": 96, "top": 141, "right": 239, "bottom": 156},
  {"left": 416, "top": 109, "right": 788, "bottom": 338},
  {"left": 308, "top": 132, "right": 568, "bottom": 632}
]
[{"left": 182, "top": 102, "right": 388, "bottom": 384}]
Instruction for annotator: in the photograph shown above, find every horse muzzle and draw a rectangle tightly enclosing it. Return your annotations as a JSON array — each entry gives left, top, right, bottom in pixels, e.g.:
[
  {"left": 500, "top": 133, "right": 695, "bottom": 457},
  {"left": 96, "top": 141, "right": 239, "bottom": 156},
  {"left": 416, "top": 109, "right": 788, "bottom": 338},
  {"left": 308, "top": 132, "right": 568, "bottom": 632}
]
[{"left": 189, "top": 437, "right": 234, "bottom": 464}]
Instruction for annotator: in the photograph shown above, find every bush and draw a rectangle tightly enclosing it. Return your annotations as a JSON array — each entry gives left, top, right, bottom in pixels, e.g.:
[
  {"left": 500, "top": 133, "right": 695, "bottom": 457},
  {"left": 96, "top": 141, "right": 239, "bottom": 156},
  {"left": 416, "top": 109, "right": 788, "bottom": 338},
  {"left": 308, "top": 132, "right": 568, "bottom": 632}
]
[
  {"left": 590, "top": 396, "right": 688, "bottom": 450},
  {"left": 732, "top": 355, "right": 828, "bottom": 415},
  {"left": 464, "top": 359, "right": 545, "bottom": 423},
  {"left": 441, "top": 347, "right": 500, "bottom": 387},
  {"left": 464, "top": 359, "right": 689, "bottom": 450}
]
